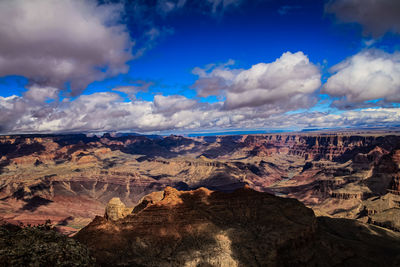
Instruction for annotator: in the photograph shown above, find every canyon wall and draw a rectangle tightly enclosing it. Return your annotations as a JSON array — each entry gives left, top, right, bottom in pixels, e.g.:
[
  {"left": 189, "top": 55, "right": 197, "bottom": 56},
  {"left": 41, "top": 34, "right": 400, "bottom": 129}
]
[{"left": 0, "top": 132, "right": 400, "bottom": 233}]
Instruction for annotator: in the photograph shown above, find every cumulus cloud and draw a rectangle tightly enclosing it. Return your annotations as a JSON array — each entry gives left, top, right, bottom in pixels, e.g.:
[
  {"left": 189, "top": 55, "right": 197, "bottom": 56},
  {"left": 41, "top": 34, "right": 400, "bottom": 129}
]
[
  {"left": 1, "top": 0, "right": 398, "bottom": 134},
  {"left": 193, "top": 51, "right": 321, "bottom": 110},
  {"left": 0, "top": 0, "right": 247, "bottom": 98},
  {"left": 24, "top": 86, "right": 59, "bottom": 103},
  {"left": 153, "top": 95, "right": 198, "bottom": 115},
  {"left": 1, "top": 86, "right": 400, "bottom": 134},
  {"left": 325, "top": 0, "right": 400, "bottom": 38},
  {"left": 112, "top": 81, "right": 154, "bottom": 100},
  {"left": 0, "top": 0, "right": 132, "bottom": 95},
  {"left": 274, "top": 108, "right": 400, "bottom": 129},
  {"left": 323, "top": 49, "right": 400, "bottom": 107}
]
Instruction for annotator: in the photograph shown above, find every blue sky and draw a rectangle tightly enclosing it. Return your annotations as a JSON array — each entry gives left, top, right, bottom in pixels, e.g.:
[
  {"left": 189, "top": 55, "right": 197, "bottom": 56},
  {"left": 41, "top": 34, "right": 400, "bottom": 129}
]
[
  {"left": 88, "top": 0, "right": 368, "bottom": 100},
  {"left": 0, "top": 0, "right": 400, "bottom": 134}
]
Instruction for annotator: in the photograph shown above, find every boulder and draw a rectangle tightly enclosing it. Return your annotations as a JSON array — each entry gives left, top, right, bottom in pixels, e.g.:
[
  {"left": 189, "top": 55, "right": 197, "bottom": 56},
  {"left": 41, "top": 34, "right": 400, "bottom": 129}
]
[{"left": 104, "top": 197, "right": 132, "bottom": 221}]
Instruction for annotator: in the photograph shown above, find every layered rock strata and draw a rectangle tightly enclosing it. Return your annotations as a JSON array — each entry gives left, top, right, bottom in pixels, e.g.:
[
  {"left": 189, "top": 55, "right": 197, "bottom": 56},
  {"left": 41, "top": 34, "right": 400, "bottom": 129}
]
[
  {"left": 1, "top": 132, "right": 400, "bottom": 233},
  {"left": 76, "top": 187, "right": 400, "bottom": 267}
]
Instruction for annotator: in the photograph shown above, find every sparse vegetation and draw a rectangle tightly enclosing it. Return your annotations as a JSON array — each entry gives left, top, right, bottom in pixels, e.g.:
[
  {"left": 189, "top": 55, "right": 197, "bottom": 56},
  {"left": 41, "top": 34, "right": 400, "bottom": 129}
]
[{"left": 0, "top": 221, "right": 94, "bottom": 267}]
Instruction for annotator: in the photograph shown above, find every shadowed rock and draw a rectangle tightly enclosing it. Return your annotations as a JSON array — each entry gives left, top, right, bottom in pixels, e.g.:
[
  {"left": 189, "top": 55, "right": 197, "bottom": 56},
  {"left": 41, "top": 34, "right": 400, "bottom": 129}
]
[{"left": 75, "top": 186, "right": 400, "bottom": 266}]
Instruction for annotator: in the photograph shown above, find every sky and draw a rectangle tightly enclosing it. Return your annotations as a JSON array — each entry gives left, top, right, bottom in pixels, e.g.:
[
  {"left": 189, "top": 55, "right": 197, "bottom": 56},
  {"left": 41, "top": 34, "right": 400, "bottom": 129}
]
[{"left": 0, "top": 0, "right": 400, "bottom": 134}]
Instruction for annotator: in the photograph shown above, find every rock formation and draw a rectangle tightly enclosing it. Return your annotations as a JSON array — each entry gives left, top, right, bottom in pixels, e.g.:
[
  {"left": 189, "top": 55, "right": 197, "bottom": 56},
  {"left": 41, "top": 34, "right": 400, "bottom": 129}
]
[
  {"left": 104, "top": 197, "right": 132, "bottom": 221},
  {"left": 75, "top": 186, "right": 400, "bottom": 266}
]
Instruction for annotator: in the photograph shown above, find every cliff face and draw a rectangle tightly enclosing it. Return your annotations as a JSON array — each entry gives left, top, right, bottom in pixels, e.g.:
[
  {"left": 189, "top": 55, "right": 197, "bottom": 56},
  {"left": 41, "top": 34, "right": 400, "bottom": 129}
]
[
  {"left": 76, "top": 187, "right": 318, "bottom": 266},
  {"left": 240, "top": 134, "right": 399, "bottom": 161},
  {"left": 1, "top": 133, "right": 400, "bottom": 233},
  {"left": 75, "top": 187, "right": 400, "bottom": 267}
]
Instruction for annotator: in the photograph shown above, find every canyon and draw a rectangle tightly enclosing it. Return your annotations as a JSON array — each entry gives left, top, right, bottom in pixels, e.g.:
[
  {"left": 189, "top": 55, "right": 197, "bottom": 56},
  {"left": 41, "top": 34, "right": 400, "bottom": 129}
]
[{"left": 0, "top": 131, "right": 400, "bottom": 236}]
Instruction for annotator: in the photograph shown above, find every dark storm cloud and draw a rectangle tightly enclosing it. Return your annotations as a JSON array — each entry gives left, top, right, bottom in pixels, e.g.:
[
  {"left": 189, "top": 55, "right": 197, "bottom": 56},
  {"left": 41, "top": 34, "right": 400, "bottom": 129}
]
[
  {"left": 325, "top": 0, "right": 400, "bottom": 38},
  {"left": 0, "top": 0, "right": 132, "bottom": 96}
]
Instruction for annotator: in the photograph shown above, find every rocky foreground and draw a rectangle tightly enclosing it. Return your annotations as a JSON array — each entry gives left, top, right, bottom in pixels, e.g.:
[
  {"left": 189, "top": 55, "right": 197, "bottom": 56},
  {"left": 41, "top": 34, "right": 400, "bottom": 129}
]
[{"left": 76, "top": 186, "right": 400, "bottom": 267}]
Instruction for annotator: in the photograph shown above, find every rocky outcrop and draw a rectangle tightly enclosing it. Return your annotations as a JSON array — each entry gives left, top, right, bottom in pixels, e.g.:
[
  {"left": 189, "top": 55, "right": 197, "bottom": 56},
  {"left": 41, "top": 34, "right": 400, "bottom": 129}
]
[
  {"left": 388, "top": 175, "right": 400, "bottom": 194},
  {"left": 330, "top": 191, "right": 370, "bottom": 200},
  {"left": 104, "top": 197, "right": 132, "bottom": 221},
  {"left": 369, "top": 208, "right": 400, "bottom": 232},
  {"left": 75, "top": 186, "right": 400, "bottom": 267},
  {"left": 76, "top": 186, "right": 317, "bottom": 266},
  {"left": 360, "top": 193, "right": 400, "bottom": 231}
]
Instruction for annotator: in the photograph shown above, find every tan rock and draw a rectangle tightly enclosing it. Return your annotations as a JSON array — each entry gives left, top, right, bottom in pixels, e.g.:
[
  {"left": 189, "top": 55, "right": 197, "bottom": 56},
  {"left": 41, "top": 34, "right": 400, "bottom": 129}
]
[
  {"left": 77, "top": 155, "right": 97, "bottom": 164},
  {"left": 104, "top": 198, "right": 132, "bottom": 221}
]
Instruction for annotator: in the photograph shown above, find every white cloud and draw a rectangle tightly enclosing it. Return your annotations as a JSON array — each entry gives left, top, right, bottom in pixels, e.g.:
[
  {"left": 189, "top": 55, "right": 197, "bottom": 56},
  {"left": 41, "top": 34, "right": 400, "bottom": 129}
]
[
  {"left": 0, "top": 0, "right": 249, "bottom": 100},
  {"left": 323, "top": 49, "right": 400, "bottom": 105},
  {"left": 0, "top": 0, "right": 132, "bottom": 95},
  {"left": 2, "top": 87, "right": 399, "bottom": 134},
  {"left": 325, "top": 0, "right": 400, "bottom": 38},
  {"left": 277, "top": 108, "right": 400, "bottom": 129},
  {"left": 153, "top": 95, "right": 197, "bottom": 115},
  {"left": 193, "top": 51, "right": 321, "bottom": 110}
]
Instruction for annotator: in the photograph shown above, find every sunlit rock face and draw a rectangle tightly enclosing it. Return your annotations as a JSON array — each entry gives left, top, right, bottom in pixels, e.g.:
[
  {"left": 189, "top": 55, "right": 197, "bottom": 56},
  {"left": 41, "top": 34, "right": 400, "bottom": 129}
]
[
  {"left": 75, "top": 186, "right": 400, "bottom": 267},
  {"left": 104, "top": 197, "right": 132, "bottom": 221}
]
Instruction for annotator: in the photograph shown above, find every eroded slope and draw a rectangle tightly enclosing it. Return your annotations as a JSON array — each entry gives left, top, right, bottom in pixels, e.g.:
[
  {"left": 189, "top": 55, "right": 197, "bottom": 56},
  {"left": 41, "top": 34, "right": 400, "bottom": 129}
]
[{"left": 75, "top": 187, "right": 400, "bottom": 266}]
